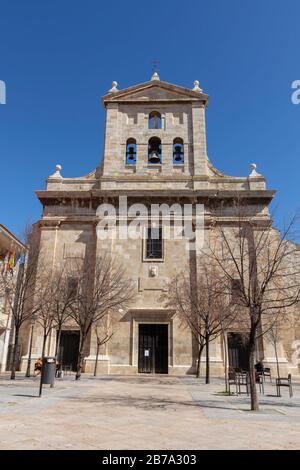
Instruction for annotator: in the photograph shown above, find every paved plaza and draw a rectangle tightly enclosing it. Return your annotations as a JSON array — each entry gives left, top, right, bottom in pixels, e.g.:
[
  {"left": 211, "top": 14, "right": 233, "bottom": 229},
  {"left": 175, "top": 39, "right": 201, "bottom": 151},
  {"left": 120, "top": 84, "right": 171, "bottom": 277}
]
[{"left": 0, "top": 373, "right": 299, "bottom": 450}]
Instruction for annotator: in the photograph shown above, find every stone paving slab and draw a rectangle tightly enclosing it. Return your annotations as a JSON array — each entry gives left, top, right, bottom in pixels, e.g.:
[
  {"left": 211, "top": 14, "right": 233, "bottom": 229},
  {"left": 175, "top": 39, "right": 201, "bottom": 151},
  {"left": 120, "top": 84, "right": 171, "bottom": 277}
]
[
  {"left": 190, "top": 387, "right": 300, "bottom": 422},
  {"left": 0, "top": 373, "right": 299, "bottom": 450}
]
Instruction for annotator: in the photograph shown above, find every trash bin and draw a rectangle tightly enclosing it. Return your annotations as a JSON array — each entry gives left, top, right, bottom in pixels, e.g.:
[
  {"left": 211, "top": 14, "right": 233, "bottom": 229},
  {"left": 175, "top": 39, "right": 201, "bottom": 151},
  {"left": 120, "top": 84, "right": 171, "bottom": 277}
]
[{"left": 42, "top": 356, "right": 56, "bottom": 386}]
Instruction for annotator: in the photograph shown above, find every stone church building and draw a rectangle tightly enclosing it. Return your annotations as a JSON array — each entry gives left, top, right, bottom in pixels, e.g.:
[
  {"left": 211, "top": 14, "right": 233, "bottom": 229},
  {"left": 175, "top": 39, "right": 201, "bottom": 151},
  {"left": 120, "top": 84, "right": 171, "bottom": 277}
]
[{"left": 20, "top": 73, "right": 300, "bottom": 376}]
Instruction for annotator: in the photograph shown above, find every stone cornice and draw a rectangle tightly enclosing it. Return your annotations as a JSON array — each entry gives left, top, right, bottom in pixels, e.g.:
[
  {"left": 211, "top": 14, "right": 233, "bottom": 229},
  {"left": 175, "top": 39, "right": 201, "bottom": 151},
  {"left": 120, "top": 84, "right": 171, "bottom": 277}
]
[
  {"left": 39, "top": 214, "right": 273, "bottom": 229},
  {"left": 36, "top": 189, "right": 276, "bottom": 206},
  {"left": 39, "top": 217, "right": 97, "bottom": 226},
  {"left": 45, "top": 173, "right": 266, "bottom": 185},
  {"left": 102, "top": 80, "right": 209, "bottom": 106},
  {"left": 36, "top": 188, "right": 276, "bottom": 197}
]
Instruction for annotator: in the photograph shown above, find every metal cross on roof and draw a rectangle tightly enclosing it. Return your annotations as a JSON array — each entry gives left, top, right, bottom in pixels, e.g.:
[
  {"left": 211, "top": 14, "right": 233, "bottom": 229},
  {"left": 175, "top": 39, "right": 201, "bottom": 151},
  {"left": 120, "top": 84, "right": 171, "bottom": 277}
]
[{"left": 151, "top": 60, "right": 160, "bottom": 74}]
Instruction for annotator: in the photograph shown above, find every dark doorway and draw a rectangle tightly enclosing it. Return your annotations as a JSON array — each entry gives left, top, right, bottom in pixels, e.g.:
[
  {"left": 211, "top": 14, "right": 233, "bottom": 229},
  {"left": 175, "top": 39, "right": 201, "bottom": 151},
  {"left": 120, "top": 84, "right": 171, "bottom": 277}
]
[
  {"left": 57, "top": 330, "right": 80, "bottom": 371},
  {"left": 138, "top": 324, "right": 168, "bottom": 374},
  {"left": 228, "top": 332, "right": 249, "bottom": 371}
]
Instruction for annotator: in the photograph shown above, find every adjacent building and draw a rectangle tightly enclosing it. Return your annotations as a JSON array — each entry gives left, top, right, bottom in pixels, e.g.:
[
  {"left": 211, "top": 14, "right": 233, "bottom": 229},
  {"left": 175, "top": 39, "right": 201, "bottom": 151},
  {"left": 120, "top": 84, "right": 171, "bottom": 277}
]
[{"left": 0, "top": 224, "right": 27, "bottom": 372}]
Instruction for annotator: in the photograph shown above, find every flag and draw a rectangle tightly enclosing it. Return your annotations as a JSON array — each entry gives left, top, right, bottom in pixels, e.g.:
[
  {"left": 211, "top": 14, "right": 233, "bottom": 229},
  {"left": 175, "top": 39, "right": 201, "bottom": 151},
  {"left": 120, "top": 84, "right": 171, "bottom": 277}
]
[
  {"left": 14, "top": 252, "right": 21, "bottom": 266},
  {"left": 8, "top": 252, "right": 15, "bottom": 271}
]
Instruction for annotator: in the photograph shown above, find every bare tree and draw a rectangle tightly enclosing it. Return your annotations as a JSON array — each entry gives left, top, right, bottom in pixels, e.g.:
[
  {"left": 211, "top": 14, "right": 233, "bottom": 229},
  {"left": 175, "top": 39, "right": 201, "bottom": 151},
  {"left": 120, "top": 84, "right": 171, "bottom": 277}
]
[
  {"left": 47, "top": 268, "right": 75, "bottom": 360},
  {"left": 93, "top": 316, "right": 116, "bottom": 377},
  {"left": 0, "top": 227, "right": 44, "bottom": 379},
  {"left": 265, "top": 312, "right": 290, "bottom": 380},
  {"left": 35, "top": 278, "right": 56, "bottom": 396},
  {"left": 164, "top": 259, "right": 237, "bottom": 383},
  {"left": 70, "top": 253, "right": 135, "bottom": 380},
  {"left": 208, "top": 204, "right": 300, "bottom": 410},
  {"left": 267, "top": 322, "right": 281, "bottom": 379}
]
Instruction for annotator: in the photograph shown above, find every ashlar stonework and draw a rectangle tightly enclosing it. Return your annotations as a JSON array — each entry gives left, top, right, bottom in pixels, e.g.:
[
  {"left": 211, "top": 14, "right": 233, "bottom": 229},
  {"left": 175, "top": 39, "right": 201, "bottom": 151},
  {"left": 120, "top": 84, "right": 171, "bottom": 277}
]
[{"left": 19, "top": 75, "right": 300, "bottom": 377}]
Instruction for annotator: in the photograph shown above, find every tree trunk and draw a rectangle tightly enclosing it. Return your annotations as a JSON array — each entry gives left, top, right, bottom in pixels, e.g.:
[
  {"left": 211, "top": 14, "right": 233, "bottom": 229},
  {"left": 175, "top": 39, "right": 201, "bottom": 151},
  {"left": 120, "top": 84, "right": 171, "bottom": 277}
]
[
  {"left": 25, "top": 323, "right": 34, "bottom": 377},
  {"left": 41, "top": 334, "right": 47, "bottom": 359},
  {"left": 222, "top": 332, "right": 229, "bottom": 393},
  {"left": 55, "top": 326, "right": 62, "bottom": 360},
  {"left": 248, "top": 327, "right": 259, "bottom": 411},
  {"left": 205, "top": 337, "right": 210, "bottom": 384},
  {"left": 39, "top": 333, "right": 48, "bottom": 397},
  {"left": 94, "top": 341, "right": 100, "bottom": 377},
  {"left": 196, "top": 345, "right": 204, "bottom": 378},
  {"left": 10, "top": 326, "right": 20, "bottom": 380},
  {"left": 76, "top": 332, "right": 86, "bottom": 380},
  {"left": 274, "top": 341, "right": 280, "bottom": 379},
  {"left": 247, "top": 229, "right": 259, "bottom": 411}
]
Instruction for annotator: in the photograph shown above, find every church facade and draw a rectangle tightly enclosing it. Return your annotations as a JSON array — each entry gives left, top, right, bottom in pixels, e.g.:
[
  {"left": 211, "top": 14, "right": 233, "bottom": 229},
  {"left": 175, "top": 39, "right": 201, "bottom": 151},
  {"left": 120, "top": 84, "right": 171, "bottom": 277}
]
[{"left": 20, "top": 74, "right": 300, "bottom": 376}]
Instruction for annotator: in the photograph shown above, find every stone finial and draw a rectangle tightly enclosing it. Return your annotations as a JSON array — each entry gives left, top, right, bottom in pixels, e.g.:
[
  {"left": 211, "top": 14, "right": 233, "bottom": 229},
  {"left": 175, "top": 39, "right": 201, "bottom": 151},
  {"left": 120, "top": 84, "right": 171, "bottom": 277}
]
[
  {"left": 49, "top": 164, "right": 63, "bottom": 179},
  {"left": 109, "top": 81, "right": 118, "bottom": 93},
  {"left": 151, "top": 72, "right": 160, "bottom": 81},
  {"left": 249, "top": 163, "right": 262, "bottom": 177},
  {"left": 192, "top": 80, "right": 202, "bottom": 92}
]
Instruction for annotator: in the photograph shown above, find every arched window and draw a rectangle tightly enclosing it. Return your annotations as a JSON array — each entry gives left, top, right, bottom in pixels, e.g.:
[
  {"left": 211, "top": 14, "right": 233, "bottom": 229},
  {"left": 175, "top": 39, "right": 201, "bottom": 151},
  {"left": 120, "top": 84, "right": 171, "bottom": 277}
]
[
  {"left": 173, "top": 138, "right": 184, "bottom": 165},
  {"left": 125, "top": 138, "right": 137, "bottom": 165},
  {"left": 149, "top": 111, "right": 162, "bottom": 129},
  {"left": 148, "top": 137, "right": 162, "bottom": 164}
]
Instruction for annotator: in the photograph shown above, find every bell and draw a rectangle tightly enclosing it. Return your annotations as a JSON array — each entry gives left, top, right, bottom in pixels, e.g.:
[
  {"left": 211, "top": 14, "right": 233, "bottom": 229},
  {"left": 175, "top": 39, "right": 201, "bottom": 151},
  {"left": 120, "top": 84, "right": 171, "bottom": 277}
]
[
  {"left": 174, "top": 146, "right": 183, "bottom": 162},
  {"left": 149, "top": 151, "right": 161, "bottom": 164},
  {"left": 127, "top": 147, "right": 135, "bottom": 161}
]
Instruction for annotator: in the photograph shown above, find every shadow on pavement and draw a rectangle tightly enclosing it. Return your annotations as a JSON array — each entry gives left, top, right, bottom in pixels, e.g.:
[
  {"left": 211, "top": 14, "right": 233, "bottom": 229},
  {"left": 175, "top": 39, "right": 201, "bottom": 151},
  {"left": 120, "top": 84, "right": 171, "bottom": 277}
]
[{"left": 13, "top": 394, "right": 38, "bottom": 398}]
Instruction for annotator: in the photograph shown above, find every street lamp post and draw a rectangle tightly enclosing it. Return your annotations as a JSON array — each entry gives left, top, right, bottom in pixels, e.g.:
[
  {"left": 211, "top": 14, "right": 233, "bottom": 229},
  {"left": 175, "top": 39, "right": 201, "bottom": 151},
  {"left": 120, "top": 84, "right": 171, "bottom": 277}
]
[{"left": 25, "top": 315, "right": 37, "bottom": 377}]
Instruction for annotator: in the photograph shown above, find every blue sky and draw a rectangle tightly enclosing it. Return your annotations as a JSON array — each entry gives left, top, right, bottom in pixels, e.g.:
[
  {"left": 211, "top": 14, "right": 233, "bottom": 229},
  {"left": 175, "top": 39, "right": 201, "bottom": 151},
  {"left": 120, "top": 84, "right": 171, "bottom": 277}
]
[{"left": 0, "top": 0, "right": 299, "bottom": 239}]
